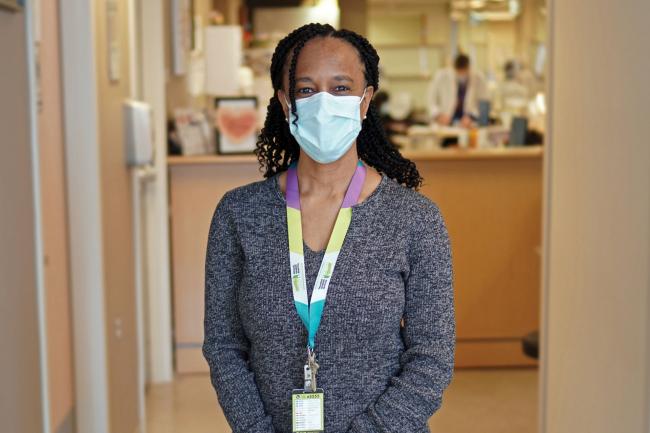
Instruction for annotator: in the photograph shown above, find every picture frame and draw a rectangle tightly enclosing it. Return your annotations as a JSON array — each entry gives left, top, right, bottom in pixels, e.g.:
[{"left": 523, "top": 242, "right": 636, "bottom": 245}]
[
  {"left": 174, "top": 108, "right": 215, "bottom": 156},
  {"left": 213, "top": 97, "right": 259, "bottom": 155}
]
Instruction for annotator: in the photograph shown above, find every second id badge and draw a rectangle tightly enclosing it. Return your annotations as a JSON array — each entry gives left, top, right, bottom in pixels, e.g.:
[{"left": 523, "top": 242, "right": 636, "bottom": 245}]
[{"left": 291, "top": 389, "right": 324, "bottom": 433}]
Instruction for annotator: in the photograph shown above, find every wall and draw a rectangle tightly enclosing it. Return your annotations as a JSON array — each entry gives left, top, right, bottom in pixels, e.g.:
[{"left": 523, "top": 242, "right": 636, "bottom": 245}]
[
  {"left": 0, "top": 7, "right": 45, "bottom": 433},
  {"left": 253, "top": 6, "right": 340, "bottom": 36},
  {"left": 214, "top": 0, "right": 241, "bottom": 26},
  {"left": 340, "top": 0, "right": 367, "bottom": 35},
  {"left": 37, "top": 0, "right": 76, "bottom": 431},
  {"left": 367, "top": 3, "right": 449, "bottom": 111},
  {"left": 457, "top": 20, "right": 518, "bottom": 76},
  {"left": 165, "top": 0, "right": 214, "bottom": 116},
  {"left": 542, "top": 0, "right": 650, "bottom": 432},
  {"left": 366, "top": 0, "right": 545, "bottom": 111},
  {"left": 94, "top": 1, "right": 139, "bottom": 432},
  {"left": 516, "top": 0, "right": 546, "bottom": 70}
]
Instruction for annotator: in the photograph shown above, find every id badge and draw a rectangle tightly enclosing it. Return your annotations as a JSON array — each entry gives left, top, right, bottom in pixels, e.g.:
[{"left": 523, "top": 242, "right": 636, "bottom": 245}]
[{"left": 291, "top": 389, "right": 324, "bottom": 433}]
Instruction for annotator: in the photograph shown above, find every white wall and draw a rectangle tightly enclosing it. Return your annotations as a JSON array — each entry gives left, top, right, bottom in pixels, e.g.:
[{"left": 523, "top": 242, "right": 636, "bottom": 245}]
[
  {"left": 541, "top": 1, "right": 650, "bottom": 432},
  {"left": 60, "top": 1, "right": 111, "bottom": 432},
  {"left": 141, "top": 0, "right": 174, "bottom": 384},
  {"left": 253, "top": 6, "right": 340, "bottom": 37}
]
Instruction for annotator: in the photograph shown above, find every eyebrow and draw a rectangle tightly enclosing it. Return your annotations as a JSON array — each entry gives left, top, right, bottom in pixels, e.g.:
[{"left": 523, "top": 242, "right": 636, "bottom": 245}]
[
  {"left": 295, "top": 75, "right": 355, "bottom": 83},
  {"left": 333, "top": 75, "right": 354, "bottom": 82}
]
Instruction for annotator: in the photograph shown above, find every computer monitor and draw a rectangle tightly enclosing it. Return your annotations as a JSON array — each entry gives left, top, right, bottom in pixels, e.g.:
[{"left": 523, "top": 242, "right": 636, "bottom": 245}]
[
  {"left": 478, "top": 99, "right": 491, "bottom": 127},
  {"left": 509, "top": 116, "right": 528, "bottom": 146}
]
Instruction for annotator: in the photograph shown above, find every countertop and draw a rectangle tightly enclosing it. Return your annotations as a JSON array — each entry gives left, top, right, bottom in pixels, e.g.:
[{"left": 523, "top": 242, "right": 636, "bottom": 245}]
[{"left": 167, "top": 146, "right": 543, "bottom": 166}]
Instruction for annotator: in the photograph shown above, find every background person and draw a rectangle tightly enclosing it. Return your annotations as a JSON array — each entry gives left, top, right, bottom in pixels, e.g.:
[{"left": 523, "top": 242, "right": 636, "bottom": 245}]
[
  {"left": 427, "top": 53, "right": 488, "bottom": 128},
  {"left": 495, "top": 59, "right": 529, "bottom": 114}
]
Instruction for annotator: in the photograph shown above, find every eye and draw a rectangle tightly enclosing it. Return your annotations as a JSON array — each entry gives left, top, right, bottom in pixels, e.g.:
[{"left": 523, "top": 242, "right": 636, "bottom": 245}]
[
  {"left": 297, "top": 87, "right": 315, "bottom": 95},
  {"left": 333, "top": 85, "right": 350, "bottom": 93}
]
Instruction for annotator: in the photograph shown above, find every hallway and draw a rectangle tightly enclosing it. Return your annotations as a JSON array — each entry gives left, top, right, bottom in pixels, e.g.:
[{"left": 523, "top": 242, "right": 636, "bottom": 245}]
[
  {"left": 4, "top": 1, "right": 650, "bottom": 432},
  {"left": 146, "top": 368, "right": 538, "bottom": 433}
]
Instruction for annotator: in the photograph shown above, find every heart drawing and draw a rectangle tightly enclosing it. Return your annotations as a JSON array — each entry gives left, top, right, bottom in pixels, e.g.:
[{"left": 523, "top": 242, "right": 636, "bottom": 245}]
[{"left": 215, "top": 106, "right": 258, "bottom": 145}]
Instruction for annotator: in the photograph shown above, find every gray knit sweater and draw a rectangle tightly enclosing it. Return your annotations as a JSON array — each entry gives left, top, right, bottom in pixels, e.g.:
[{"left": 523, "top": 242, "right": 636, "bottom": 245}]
[{"left": 203, "top": 170, "right": 455, "bottom": 433}]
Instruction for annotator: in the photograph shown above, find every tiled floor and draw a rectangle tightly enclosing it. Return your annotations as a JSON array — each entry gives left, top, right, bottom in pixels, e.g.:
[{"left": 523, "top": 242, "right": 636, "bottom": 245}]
[{"left": 146, "top": 368, "right": 538, "bottom": 433}]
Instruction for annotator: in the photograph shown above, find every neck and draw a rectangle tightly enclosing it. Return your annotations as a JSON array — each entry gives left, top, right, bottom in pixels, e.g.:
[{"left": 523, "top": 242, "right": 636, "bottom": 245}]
[{"left": 296, "top": 145, "right": 360, "bottom": 198}]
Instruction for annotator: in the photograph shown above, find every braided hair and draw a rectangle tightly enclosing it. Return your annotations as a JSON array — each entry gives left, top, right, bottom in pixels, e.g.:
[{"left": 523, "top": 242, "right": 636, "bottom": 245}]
[{"left": 255, "top": 23, "right": 423, "bottom": 189}]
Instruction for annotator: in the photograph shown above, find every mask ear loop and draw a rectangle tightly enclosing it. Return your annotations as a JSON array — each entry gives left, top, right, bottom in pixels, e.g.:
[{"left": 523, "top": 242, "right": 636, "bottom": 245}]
[
  {"left": 283, "top": 95, "right": 291, "bottom": 123},
  {"left": 360, "top": 87, "right": 369, "bottom": 120}
]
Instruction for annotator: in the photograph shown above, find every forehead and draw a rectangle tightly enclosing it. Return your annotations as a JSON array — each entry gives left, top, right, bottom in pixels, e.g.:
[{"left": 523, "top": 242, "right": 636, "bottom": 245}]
[{"left": 288, "top": 36, "right": 365, "bottom": 79}]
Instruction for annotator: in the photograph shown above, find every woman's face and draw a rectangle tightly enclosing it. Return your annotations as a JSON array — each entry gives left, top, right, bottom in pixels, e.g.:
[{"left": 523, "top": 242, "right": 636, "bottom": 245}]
[{"left": 277, "top": 36, "right": 374, "bottom": 120}]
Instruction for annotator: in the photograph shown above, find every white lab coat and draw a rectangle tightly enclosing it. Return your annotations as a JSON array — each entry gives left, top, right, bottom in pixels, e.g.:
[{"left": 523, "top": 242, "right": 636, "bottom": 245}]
[
  {"left": 427, "top": 68, "right": 489, "bottom": 121},
  {"left": 495, "top": 79, "right": 529, "bottom": 113}
]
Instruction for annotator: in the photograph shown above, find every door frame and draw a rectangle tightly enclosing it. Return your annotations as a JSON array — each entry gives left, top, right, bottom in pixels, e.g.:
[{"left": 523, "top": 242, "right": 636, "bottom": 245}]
[
  {"left": 58, "top": 1, "right": 110, "bottom": 432},
  {"left": 58, "top": 0, "right": 173, "bottom": 431},
  {"left": 137, "top": 0, "right": 174, "bottom": 386},
  {"left": 538, "top": 0, "right": 554, "bottom": 432},
  {"left": 23, "top": 0, "right": 51, "bottom": 431}
]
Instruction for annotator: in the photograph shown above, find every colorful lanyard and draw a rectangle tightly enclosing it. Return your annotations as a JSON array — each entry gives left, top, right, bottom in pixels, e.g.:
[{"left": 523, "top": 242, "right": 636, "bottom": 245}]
[{"left": 285, "top": 159, "right": 367, "bottom": 352}]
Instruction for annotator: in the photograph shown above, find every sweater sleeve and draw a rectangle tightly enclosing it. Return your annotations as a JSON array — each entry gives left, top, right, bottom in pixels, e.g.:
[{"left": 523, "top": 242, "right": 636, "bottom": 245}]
[
  {"left": 202, "top": 192, "right": 276, "bottom": 433},
  {"left": 347, "top": 200, "right": 456, "bottom": 432}
]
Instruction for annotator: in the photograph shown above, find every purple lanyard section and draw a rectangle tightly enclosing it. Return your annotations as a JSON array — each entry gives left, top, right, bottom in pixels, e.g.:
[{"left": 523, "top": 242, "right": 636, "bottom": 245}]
[{"left": 285, "top": 160, "right": 367, "bottom": 210}]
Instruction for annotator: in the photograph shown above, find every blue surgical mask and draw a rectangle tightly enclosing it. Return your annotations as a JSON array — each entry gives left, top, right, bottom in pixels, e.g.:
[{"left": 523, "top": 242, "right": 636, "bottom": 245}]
[{"left": 286, "top": 89, "right": 366, "bottom": 164}]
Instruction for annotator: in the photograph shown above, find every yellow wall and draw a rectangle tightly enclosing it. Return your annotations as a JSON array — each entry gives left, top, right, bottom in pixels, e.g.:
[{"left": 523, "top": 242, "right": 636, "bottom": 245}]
[
  {"left": 94, "top": 1, "right": 139, "bottom": 432},
  {"left": 517, "top": 0, "right": 546, "bottom": 68},
  {"left": 544, "top": 0, "right": 650, "bottom": 431},
  {"left": 366, "top": 4, "right": 449, "bottom": 111},
  {"left": 368, "top": 3, "right": 449, "bottom": 45}
]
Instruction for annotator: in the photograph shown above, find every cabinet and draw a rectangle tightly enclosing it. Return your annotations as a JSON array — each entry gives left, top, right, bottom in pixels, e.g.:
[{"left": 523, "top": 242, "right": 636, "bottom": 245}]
[{"left": 168, "top": 148, "right": 542, "bottom": 372}]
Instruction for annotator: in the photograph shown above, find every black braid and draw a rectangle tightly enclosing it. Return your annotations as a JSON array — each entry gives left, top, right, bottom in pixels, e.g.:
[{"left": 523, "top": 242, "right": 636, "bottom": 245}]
[{"left": 255, "top": 23, "right": 423, "bottom": 189}]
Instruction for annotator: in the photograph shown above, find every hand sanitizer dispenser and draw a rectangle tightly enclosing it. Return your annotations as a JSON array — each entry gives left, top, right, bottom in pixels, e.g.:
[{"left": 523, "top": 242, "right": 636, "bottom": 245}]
[{"left": 123, "top": 100, "right": 154, "bottom": 166}]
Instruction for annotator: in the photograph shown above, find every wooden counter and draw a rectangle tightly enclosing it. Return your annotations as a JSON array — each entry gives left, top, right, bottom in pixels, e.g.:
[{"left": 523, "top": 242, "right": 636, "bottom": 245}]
[
  {"left": 167, "top": 146, "right": 542, "bottom": 165},
  {"left": 169, "top": 147, "right": 543, "bottom": 372}
]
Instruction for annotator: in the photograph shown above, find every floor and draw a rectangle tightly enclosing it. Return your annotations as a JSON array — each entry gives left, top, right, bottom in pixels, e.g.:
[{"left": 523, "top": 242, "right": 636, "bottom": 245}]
[{"left": 146, "top": 368, "right": 538, "bottom": 433}]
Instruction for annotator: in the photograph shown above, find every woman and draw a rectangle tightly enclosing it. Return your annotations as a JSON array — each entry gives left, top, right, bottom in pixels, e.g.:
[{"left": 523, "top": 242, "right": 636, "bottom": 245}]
[{"left": 203, "top": 23, "right": 455, "bottom": 433}]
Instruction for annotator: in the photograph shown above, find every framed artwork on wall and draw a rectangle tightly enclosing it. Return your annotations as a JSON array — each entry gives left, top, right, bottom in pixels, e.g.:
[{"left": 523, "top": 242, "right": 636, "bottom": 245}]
[
  {"left": 173, "top": 108, "right": 215, "bottom": 156},
  {"left": 213, "top": 97, "right": 259, "bottom": 155}
]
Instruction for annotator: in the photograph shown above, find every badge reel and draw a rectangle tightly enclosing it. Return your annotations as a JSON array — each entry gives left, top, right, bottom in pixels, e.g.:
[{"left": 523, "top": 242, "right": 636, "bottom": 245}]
[{"left": 291, "top": 348, "right": 324, "bottom": 433}]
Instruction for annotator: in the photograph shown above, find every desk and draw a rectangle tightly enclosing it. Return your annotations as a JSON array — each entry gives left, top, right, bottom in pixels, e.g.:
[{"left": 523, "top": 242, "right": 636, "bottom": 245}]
[{"left": 168, "top": 147, "right": 542, "bottom": 372}]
